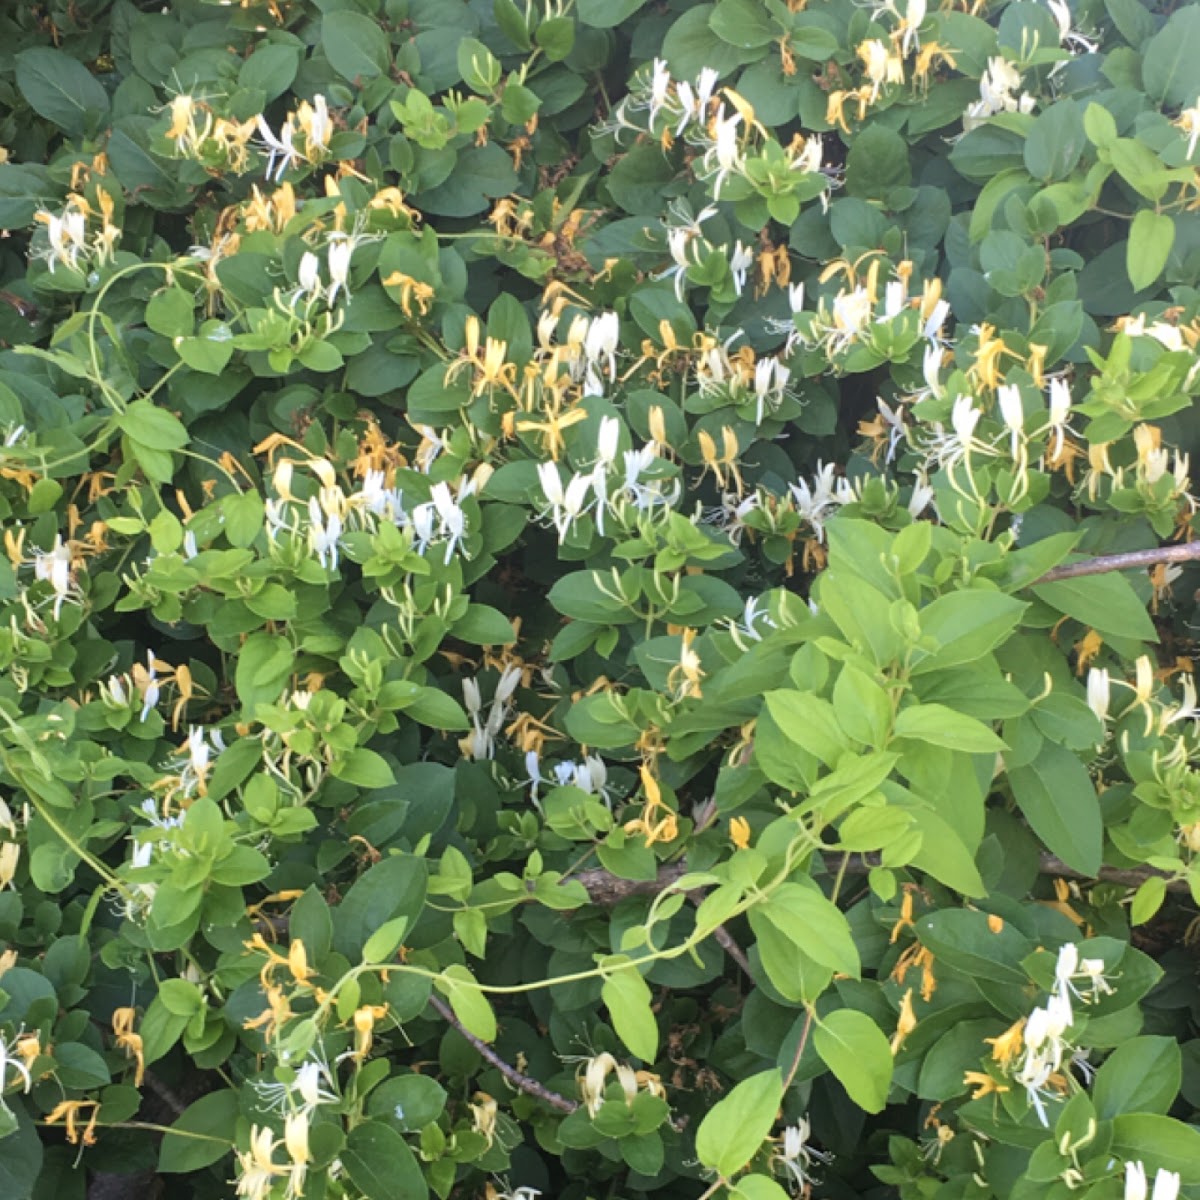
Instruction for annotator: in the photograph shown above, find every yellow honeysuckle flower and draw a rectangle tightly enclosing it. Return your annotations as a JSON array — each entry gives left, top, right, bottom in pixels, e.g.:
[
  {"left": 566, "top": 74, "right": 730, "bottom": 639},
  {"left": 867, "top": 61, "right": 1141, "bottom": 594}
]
[
  {"left": 984, "top": 1018, "right": 1025, "bottom": 1066},
  {"left": 729, "top": 816, "right": 751, "bottom": 850}
]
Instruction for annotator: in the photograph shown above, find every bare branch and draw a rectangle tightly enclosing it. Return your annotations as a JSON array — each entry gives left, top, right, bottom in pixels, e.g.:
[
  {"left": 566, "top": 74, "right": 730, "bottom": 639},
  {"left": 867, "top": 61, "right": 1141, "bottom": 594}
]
[
  {"left": 567, "top": 853, "right": 1189, "bottom": 903},
  {"left": 428, "top": 993, "right": 579, "bottom": 1113},
  {"left": 1036, "top": 540, "right": 1200, "bottom": 583},
  {"left": 573, "top": 862, "right": 688, "bottom": 904}
]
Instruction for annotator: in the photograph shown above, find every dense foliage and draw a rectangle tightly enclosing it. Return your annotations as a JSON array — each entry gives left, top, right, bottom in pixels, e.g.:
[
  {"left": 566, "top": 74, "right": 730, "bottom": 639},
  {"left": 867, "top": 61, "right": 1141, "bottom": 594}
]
[{"left": 4, "top": 0, "right": 1200, "bottom": 1196}]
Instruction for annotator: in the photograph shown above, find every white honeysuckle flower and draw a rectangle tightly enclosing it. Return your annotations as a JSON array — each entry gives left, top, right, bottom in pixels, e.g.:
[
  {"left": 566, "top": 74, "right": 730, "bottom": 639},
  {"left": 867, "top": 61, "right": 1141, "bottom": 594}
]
[
  {"left": 296, "top": 251, "right": 322, "bottom": 300},
  {"left": 304, "top": 94, "right": 332, "bottom": 151},
  {"left": 256, "top": 115, "right": 299, "bottom": 181},
  {"left": 753, "top": 357, "right": 790, "bottom": 425},
  {"left": 922, "top": 299, "right": 951, "bottom": 341},
  {"left": 791, "top": 135, "right": 823, "bottom": 174},
  {"left": 696, "top": 67, "right": 720, "bottom": 112},
  {"left": 882, "top": 280, "right": 907, "bottom": 319},
  {"left": 674, "top": 80, "right": 697, "bottom": 136},
  {"left": 951, "top": 394, "right": 981, "bottom": 443},
  {"left": 1045, "top": 0, "right": 1099, "bottom": 53},
  {"left": 493, "top": 665, "right": 522, "bottom": 707},
  {"left": 254, "top": 1058, "right": 338, "bottom": 1116},
  {"left": 429, "top": 482, "right": 466, "bottom": 563},
  {"left": 648, "top": 58, "right": 672, "bottom": 125},
  {"left": 33, "top": 535, "right": 74, "bottom": 618},
  {"left": 583, "top": 312, "right": 620, "bottom": 390},
  {"left": 525, "top": 750, "right": 546, "bottom": 802},
  {"left": 790, "top": 462, "right": 841, "bottom": 542},
  {"left": 537, "top": 462, "right": 564, "bottom": 508},
  {"left": 1047, "top": 377, "right": 1072, "bottom": 453},
  {"left": 1052, "top": 942, "right": 1079, "bottom": 1004},
  {"left": 773, "top": 1117, "right": 833, "bottom": 1192},
  {"left": 705, "top": 106, "right": 744, "bottom": 198},
  {"left": 1127, "top": 1163, "right": 1149, "bottom": 1200},
  {"left": 729, "top": 241, "right": 753, "bottom": 295},
  {"left": 1160, "top": 674, "right": 1200, "bottom": 731},
  {"left": 463, "top": 677, "right": 483, "bottom": 717},
  {"left": 595, "top": 416, "right": 621, "bottom": 468},
  {"left": 830, "top": 287, "right": 873, "bottom": 349},
  {"left": 908, "top": 474, "right": 935, "bottom": 517},
  {"left": 922, "top": 342, "right": 944, "bottom": 393},
  {"left": 326, "top": 237, "right": 353, "bottom": 306},
  {"left": 538, "top": 464, "right": 593, "bottom": 541},
  {"left": 1151, "top": 1169, "right": 1181, "bottom": 1200},
  {"left": 997, "top": 384, "right": 1025, "bottom": 457},
  {"left": 306, "top": 497, "right": 342, "bottom": 570},
  {"left": 0, "top": 1030, "right": 34, "bottom": 1098},
  {"left": 1086, "top": 668, "right": 1110, "bottom": 724}
]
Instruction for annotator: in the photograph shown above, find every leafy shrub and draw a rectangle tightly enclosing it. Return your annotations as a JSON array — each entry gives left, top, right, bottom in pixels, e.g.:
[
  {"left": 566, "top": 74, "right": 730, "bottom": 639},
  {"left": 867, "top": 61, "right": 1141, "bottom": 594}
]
[{"left": 2, "top": 0, "right": 1200, "bottom": 1197}]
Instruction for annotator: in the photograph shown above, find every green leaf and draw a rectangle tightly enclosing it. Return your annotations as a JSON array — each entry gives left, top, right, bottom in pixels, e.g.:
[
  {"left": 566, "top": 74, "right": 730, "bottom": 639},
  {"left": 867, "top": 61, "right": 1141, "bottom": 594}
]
[
  {"left": 535, "top": 16, "right": 575, "bottom": 60},
  {"left": 1093, "top": 1036, "right": 1180, "bottom": 1119},
  {"left": 1127, "top": 211, "right": 1175, "bottom": 292},
  {"left": 813, "top": 1010, "right": 893, "bottom": 1113},
  {"left": 905, "top": 807, "right": 986, "bottom": 897},
  {"left": 416, "top": 144, "right": 519, "bottom": 218},
  {"left": 368, "top": 1074, "right": 449, "bottom": 1132},
  {"left": 913, "top": 590, "right": 1028, "bottom": 673},
  {"left": 145, "top": 288, "right": 194, "bottom": 339},
  {"left": 764, "top": 690, "right": 849, "bottom": 765},
  {"left": 1023, "top": 100, "right": 1085, "bottom": 182},
  {"left": 451, "top": 604, "right": 516, "bottom": 645},
  {"left": 1032, "top": 572, "right": 1157, "bottom": 642},
  {"left": 1110, "top": 1115, "right": 1200, "bottom": 1183},
  {"left": 1131, "top": 875, "right": 1167, "bottom": 926},
  {"left": 893, "top": 704, "right": 1005, "bottom": 753},
  {"left": 1083, "top": 102, "right": 1118, "bottom": 150},
  {"left": 437, "top": 965, "right": 497, "bottom": 1042},
  {"left": 710, "top": 0, "right": 778, "bottom": 49},
  {"left": 235, "top": 632, "right": 294, "bottom": 713},
  {"left": 322, "top": 11, "right": 391, "bottom": 81},
  {"left": 732, "top": 1176, "right": 792, "bottom": 1200},
  {"left": 158, "top": 1091, "right": 238, "bottom": 1172},
  {"left": 832, "top": 665, "right": 892, "bottom": 748},
  {"left": 237, "top": 43, "right": 300, "bottom": 102},
  {"left": 118, "top": 401, "right": 189, "bottom": 451},
  {"left": 694, "top": 1070, "right": 784, "bottom": 1177},
  {"left": 758, "top": 882, "right": 861, "bottom": 978},
  {"left": 0, "top": 163, "right": 55, "bottom": 227},
  {"left": 578, "top": 0, "right": 646, "bottom": 26},
  {"left": 343, "top": 1121, "right": 429, "bottom": 1200},
  {"left": 52, "top": 1043, "right": 110, "bottom": 1089},
  {"left": 845, "top": 125, "right": 912, "bottom": 201},
  {"left": 332, "top": 748, "right": 396, "bottom": 790},
  {"left": 0, "top": 1106, "right": 42, "bottom": 1200},
  {"left": 404, "top": 687, "right": 470, "bottom": 731},
  {"left": 1142, "top": 5, "right": 1200, "bottom": 109},
  {"left": 602, "top": 961, "right": 659, "bottom": 1061},
  {"left": 916, "top": 909, "right": 1032, "bottom": 985},
  {"left": 362, "top": 916, "right": 410, "bottom": 965},
  {"left": 1008, "top": 742, "right": 1102, "bottom": 875},
  {"left": 15, "top": 48, "right": 110, "bottom": 136},
  {"left": 332, "top": 855, "right": 428, "bottom": 959}
]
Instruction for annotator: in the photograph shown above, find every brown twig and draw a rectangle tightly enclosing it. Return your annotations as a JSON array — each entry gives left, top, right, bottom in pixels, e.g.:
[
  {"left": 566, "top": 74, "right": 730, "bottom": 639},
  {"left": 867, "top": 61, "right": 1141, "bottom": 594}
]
[
  {"left": 1036, "top": 854, "right": 1189, "bottom": 894},
  {"left": 568, "top": 853, "right": 1189, "bottom": 903},
  {"left": 573, "top": 862, "right": 689, "bottom": 904},
  {"left": 708, "top": 921, "right": 755, "bottom": 977},
  {"left": 1036, "top": 540, "right": 1200, "bottom": 583},
  {"left": 427, "top": 993, "right": 578, "bottom": 1113}
]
